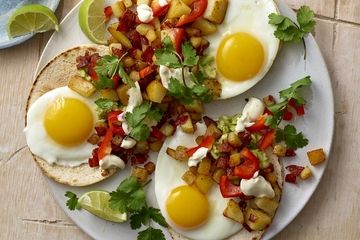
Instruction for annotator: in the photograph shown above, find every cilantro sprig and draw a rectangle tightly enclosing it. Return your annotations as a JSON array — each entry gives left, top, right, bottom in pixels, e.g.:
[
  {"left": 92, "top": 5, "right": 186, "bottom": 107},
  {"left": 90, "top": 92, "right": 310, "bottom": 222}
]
[
  {"left": 65, "top": 191, "right": 80, "bottom": 211},
  {"left": 95, "top": 54, "right": 135, "bottom": 89},
  {"left": 269, "top": 6, "right": 316, "bottom": 59},
  {"left": 276, "top": 124, "right": 308, "bottom": 150},
  {"left": 109, "top": 177, "right": 168, "bottom": 240},
  {"left": 155, "top": 37, "right": 214, "bottom": 104},
  {"left": 125, "top": 102, "right": 163, "bottom": 141}
]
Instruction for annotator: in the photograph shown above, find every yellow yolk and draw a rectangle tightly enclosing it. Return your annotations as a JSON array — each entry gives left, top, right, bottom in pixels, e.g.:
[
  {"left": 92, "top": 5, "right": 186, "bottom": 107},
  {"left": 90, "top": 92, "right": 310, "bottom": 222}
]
[
  {"left": 216, "top": 32, "right": 265, "bottom": 81},
  {"left": 166, "top": 185, "right": 209, "bottom": 229},
  {"left": 44, "top": 97, "right": 94, "bottom": 146}
]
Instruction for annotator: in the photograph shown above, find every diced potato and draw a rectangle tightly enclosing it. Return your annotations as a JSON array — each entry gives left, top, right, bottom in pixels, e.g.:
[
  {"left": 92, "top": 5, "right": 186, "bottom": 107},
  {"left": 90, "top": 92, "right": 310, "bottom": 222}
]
[
  {"left": 122, "top": 56, "right": 135, "bottom": 68},
  {"left": 166, "top": 146, "right": 189, "bottom": 161},
  {"left": 307, "top": 148, "right": 326, "bottom": 165},
  {"left": 137, "top": 0, "right": 150, "bottom": 5},
  {"left": 190, "top": 113, "right": 202, "bottom": 122},
  {"left": 273, "top": 144, "right": 286, "bottom": 157},
  {"left": 136, "top": 24, "right": 153, "bottom": 36},
  {"left": 68, "top": 75, "right": 96, "bottom": 97},
  {"left": 191, "top": 18, "right": 217, "bottom": 36},
  {"left": 133, "top": 49, "right": 143, "bottom": 60},
  {"left": 198, "top": 158, "right": 212, "bottom": 175},
  {"left": 254, "top": 198, "right": 279, "bottom": 216},
  {"left": 149, "top": 141, "right": 163, "bottom": 152},
  {"left": 195, "top": 136, "right": 204, "bottom": 145},
  {"left": 263, "top": 95, "right": 275, "bottom": 106},
  {"left": 87, "top": 133, "right": 100, "bottom": 145},
  {"left": 144, "top": 162, "right": 156, "bottom": 174},
  {"left": 167, "top": 0, "right": 191, "bottom": 19},
  {"left": 160, "top": 122, "right": 176, "bottom": 137},
  {"left": 146, "top": 29, "right": 157, "bottom": 42},
  {"left": 204, "top": 79, "right": 221, "bottom": 98},
  {"left": 184, "top": 100, "right": 203, "bottom": 113},
  {"left": 205, "top": 124, "right": 222, "bottom": 139},
  {"left": 146, "top": 80, "right": 167, "bottom": 103},
  {"left": 212, "top": 168, "right": 226, "bottom": 183},
  {"left": 195, "top": 174, "right": 213, "bottom": 194},
  {"left": 180, "top": 113, "right": 195, "bottom": 133},
  {"left": 186, "top": 28, "right": 202, "bottom": 37},
  {"left": 245, "top": 208, "right": 272, "bottom": 231},
  {"left": 112, "top": 135, "right": 123, "bottom": 146},
  {"left": 264, "top": 173, "right": 277, "bottom": 185},
  {"left": 116, "top": 84, "right": 130, "bottom": 105},
  {"left": 108, "top": 25, "right": 132, "bottom": 49},
  {"left": 223, "top": 199, "right": 244, "bottom": 223},
  {"left": 300, "top": 166, "right": 313, "bottom": 180},
  {"left": 129, "top": 71, "right": 140, "bottom": 82},
  {"left": 229, "top": 153, "right": 241, "bottom": 167},
  {"left": 135, "top": 141, "right": 149, "bottom": 154},
  {"left": 203, "top": 0, "right": 228, "bottom": 24},
  {"left": 100, "top": 89, "right": 119, "bottom": 101},
  {"left": 123, "top": 0, "right": 133, "bottom": 8},
  {"left": 112, "top": 1, "right": 126, "bottom": 18},
  {"left": 182, "top": 170, "right": 197, "bottom": 185},
  {"left": 132, "top": 167, "right": 149, "bottom": 183},
  {"left": 190, "top": 37, "right": 202, "bottom": 48},
  {"left": 227, "top": 132, "right": 242, "bottom": 148}
]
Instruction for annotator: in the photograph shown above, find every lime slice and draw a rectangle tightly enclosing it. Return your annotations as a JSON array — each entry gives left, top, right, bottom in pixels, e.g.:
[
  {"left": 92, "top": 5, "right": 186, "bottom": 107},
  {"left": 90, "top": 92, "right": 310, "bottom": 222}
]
[
  {"left": 79, "top": 0, "right": 107, "bottom": 44},
  {"left": 78, "top": 191, "right": 127, "bottom": 223},
  {"left": 7, "top": 4, "right": 59, "bottom": 38}
]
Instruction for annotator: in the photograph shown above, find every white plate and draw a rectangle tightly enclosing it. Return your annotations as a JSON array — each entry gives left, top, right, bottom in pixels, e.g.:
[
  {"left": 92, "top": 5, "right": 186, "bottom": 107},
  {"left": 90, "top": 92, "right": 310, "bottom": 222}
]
[{"left": 34, "top": 0, "right": 334, "bottom": 239}]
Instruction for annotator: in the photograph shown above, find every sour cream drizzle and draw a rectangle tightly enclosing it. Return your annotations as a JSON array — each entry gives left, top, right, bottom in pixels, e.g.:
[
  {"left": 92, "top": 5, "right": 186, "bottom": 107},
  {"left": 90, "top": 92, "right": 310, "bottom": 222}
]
[{"left": 235, "top": 97, "right": 265, "bottom": 133}]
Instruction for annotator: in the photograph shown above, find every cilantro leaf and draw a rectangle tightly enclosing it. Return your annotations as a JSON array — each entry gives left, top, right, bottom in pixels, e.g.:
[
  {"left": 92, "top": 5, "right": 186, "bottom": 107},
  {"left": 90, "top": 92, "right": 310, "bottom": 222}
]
[
  {"left": 148, "top": 207, "right": 168, "bottom": 227},
  {"left": 130, "top": 208, "right": 149, "bottom": 229},
  {"left": 138, "top": 227, "right": 166, "bottom": 240},
  {"left": 126, "top": 189, "right": 147, "bottom": 212},
  {"left": 168, "top": 77, "right": 194, "bottom": 104},
  {"left": 279, "top": 76, "right": 312, "bottom": 105},
  {"left": 117, "top": 176, "right": 142, "bottom": 193},
  {"left": 297, "top": 6, "right": 316, "bottom": 32},
  {"left": 95, "top": 98, "right": 118, "bottom": 111},
  {"left": 276, "top": 124, "right": 309, "bottom": 149},
  {"left": 95, "top": 74, "right": 114, "bottom": 89},
  {"left": 155, "top": 49, "right": 182, "bottom": 68},
  {"left": 192, "top": 84, "right": 213, "bottom": 103},
  {"left": 163, "top": 36, "right": 175, "bottom": 51},
  {"left": 146, "top": 107, "right": 163, "bottom": 122},
  {"left": 126, "top": 102, "right": 152, "bottom": 127},
  {"left": 109, "top": 191, "right": 129, "bottom": 213},
  {"left": 129, "top": 124, "right": 151, "bottom": 141},
  {"left": 95, "top": 55, "right": 119, "bottom": 77},
  {"left": 65, "top": 191, "right": 80, "bottom": 211},
  {"left": 182, "top": 42, "right": 199, "bottom": 66},
  {"left": 198, "top": 55, "right": 217, "bottom": 79},
  {"left": 118, "top": 64, "right": 135, "bottom": 87}
]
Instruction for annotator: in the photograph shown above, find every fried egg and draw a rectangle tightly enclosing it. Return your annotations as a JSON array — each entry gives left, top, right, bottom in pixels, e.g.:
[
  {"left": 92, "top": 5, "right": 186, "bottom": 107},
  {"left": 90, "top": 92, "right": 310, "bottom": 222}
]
[
  {"left": 155, "top": 123, "right": 243, "bottom": 240},
  {"left": 207, "top": 0, "right": 280, "bottom": 99},
  {"left": 25, "top": 87, "right": 97, "bottom": 167}
]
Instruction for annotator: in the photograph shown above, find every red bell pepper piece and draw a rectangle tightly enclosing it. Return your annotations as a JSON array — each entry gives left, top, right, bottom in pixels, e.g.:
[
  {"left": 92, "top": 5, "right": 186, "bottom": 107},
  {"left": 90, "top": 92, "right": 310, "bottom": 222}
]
[
  {"left": 167, "top": 28, "right": 185, "bottom": 53},
  {"left": 151, "top": 0, "right": 170, "bottom": 17},
  {"left": 176, "top": 0, "right": 208, "bottom": 27},
  {"left": 107, "top": 111, "right": 125, "bottom": 136},
  {"left": 88, "top": 148, "right": 99, "bottom": 167},
  {"left": 246, "top": 115, "right": 267, "bottom": 132},
  {"left": 186, "top": 135, "right": 215, "bottom": 156},
  {"left": 288, "top": 99, "right": 305, "bottom": 116},
  {"left": 139, "top": 65, "right": 155, "bottom": 78},
  {"left": 282, "top": 109, "right": 293, "bottom": 121},
  {"left": 285, "top": 148, "right": 296, "bottom": 157},
  {"left": 131, "top": 154, "right": 148, "bottom": 165},
  {"left": 285, "top": 173, "right": 297, "bottom": 184},
  {"left": 234, "top": 147, "right": 260, "bottom": 179},
  {"left": 98, "top": 128, "right": 113, "bottom": 160},
  {"left": 219, "top": 175, "right": 243, "bottom": 198},
  {"left": 259, "top": 130, "right": 275, "bottom": 150},
  {"left": 112, "top": 73, "right": 120, "bottom": 88},
  {"left": 104, "top": 6, "right": 113, "bottom": 21},
  {"left": 151, "top": 127, "right": 165, "bottom": 141},
  {"left": 286, "top": 165, "right": 304, "bottom": 176}
]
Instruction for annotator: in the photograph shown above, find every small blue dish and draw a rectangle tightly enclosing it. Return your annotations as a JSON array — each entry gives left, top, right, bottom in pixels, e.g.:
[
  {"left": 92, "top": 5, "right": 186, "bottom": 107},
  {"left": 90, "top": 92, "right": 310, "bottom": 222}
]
[{"left": 0, "top": 0, "right": 60, "bottom": 49}]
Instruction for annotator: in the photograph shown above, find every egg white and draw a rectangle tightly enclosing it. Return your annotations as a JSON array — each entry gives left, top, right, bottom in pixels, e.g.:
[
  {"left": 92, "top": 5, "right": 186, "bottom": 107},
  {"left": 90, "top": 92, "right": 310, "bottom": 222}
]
[
  {"left": 155, "top": 123, "right": 243, "bottom": 240},
  {"left": 207, "top": 0, "right": 280, "bottom": 99},
  {"left": 25, "top": 87, "right": 97, "bottom": 167}
]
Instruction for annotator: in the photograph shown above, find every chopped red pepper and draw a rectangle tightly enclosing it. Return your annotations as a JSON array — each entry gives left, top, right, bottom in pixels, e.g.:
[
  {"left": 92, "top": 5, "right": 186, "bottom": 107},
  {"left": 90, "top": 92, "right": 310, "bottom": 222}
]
[
  {"left": 282, "top": 109, "right": 293, "bottom": 121},
  {"left": 246, "top": 115, "right": 268, "bottom": 132},
  {"left": 104, "top": 6, "right": 113, "bottom": 21},
  {"left": 107, "top": 111, "right": 126, "bottom": 136},
  {"left": 219, "top": 175, "right": 243, "bottom": 198},
  {"left": 88, "top": 148, "right": 99, "bottom": 167},
  {"left": 167, "top": 28, "right": 185, "bottom": 53},
  {"left": 186, "top": 135, "right": 215, "bottom": 156},
  {"left": 141, "top": 46, "right": 155, "bottom": 63},
  {"left": 259, "top": 130, "right": 275, "bottom": 150},
  {"left": 217, "top": 142, "right": 234, "bottom": 153},
  {"left": 285, "top": 148, "right": 296, "bottom": 157},
  {"left": 285, "top": 173, "right": 297, "bottom": 183},
  {"left": 288, "top": 99, "right": 305, "bottom": 116},
  {"left": 139, "top": 65, "right": 155, "bottom": 79},
  {"left": 175, "top": 114, "right": 189, "bottom": 125},
  {"left": 98, "top": 128, "right": 113, "bottom": 160},
  {"left": 117, "top": 9, "right": 136, "bottom": 32},
  {"left": 286, "top": 165, "right": 304, "bottom": 176},
  {"left": 112, "top": 73, "right": 120, "bottom": 88},
  {"left": 234, "top": 147, "right": 260, "bottom": 179},
  {"left": 176, "top": 0, "right": 208, "bottom": 27},
  {"left": 131, "top": 154, "right": 148, "bottom": 165},
  {"left": 151, "top": 0, "right": 170, "bottom": 17},
  {"left": 151, "top": 127, "right": 165, "bottom": 141},
  {"left": 216, "top": 155, "right": 229, "bottom": 169}
]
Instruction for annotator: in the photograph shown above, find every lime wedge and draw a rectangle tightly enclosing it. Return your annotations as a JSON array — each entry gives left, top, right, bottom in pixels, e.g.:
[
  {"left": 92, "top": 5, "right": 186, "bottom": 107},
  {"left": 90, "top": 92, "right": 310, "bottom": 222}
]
[
  {"left": 78, "top": 191, "right": 127, "bottom": 223},
  {"left": 7, "top": 4, "right": 59, "bottom": 38},
  {"left": 79, "top": 0, "right": 107, "bottom": 45}
]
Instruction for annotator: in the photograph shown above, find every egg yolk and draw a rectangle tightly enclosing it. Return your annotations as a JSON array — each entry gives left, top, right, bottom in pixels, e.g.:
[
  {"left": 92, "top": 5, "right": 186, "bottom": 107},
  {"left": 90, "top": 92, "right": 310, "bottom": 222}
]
[
  {"left": 216, "top": 32, "right": 265, "bottom": 81},
  {"left": 166, "top": 185, "right": 209, "bottom": 229},
  {"left": 44, "top": 97, "right": 94, "bottom": 146}
]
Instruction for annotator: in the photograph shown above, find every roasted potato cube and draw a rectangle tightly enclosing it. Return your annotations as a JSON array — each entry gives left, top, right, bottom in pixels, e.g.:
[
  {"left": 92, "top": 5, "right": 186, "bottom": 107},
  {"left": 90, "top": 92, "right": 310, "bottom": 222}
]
[
  {"left": 254, "top": 198, "right": 279, "bottom": 216},
  {"left": 122, "top": 56, "right": 135, "bottom": 67},
  {"left": 137, "top": 0, "right": 150, "bottom": 5},
  {"left": 190, "top": 37, "right": 202, "bottom": 48},
  {"left": 184, "top": 100, "right": 203, "bottom": 113},
  {"left": 68, "top": 75, "right": 96, "bottom": 97},
  {"left": 144, "top": 162, "right": 156, "bottom": 174},
  {"left": 191, "top": 18, "right": 217, "bottom": 35},
  {"left": 146, "top": 80, "right": 167, "bottom": 103},
  {"left": 149, "top": 141, "right": 163, "bottom": 152},
  {"left": 135, "top": 141, "right": 150, "bottom": 154},
  {"left": 87, "top": 133, "right": 100, "bottom": 145},
  {"left": 273, "top": 144, "right": 286, "bottom": 157},
  {"left": 100, "top": 89, "right": 119, "bottom": 101},
  {"left": 227, "top": 132, "right": 242, "bottom": 148},
  {"left": 300, "top": 166, "right": 313, "bottom": 180},
  {"left": 112, "top": 1, "right": 126, "bottom": 18},
  {"left": 195, "top": 174, "right": 213, "bottom": 194},
  {"left": 166, "top": 146, "right": 189, "bottom": 161},
  {"left": 129, "top": 71, "right": 140, "bottom": 82},
  {"left": 160, "top": 122, "right": 176, "bottom": 137},
  {"left": 180, "top": 113, "right": 195, "bottom": 133},
  {"left": 203, "top": 0, "right": 228, "bottom": 24},
  {"left": 307, "top": 148, "right": 326, "bottom": 165},
  {"left": 223, "top": 199, "right": 244, "bottom": 223},
  {"left": 205, "top": 124, "right": 222, "bottom": 139},
  {"left": 204, "top": 79, "right": 221, "bottom": 98},
  {"left": 245, "top": 208, "right": 272, "bottom": 231},
  {"left": 108, "top": 24, "right": 132, "bottom": 49},
  {"left": 190, "top": 113, "right": 202, "bottom": 122},
  {"left": 186, "top": 28, "right": 202, "bottom": 37},
  {"left": 116, "top": 84, "right": 130, "bottom": 105},
  {"left": 167, "top": 0, "right": 191, "bottom": 19},
  {"left": 182, "top": 170, "right": 197, "bottom": 185},
  {"left": 123, "top": 0, "right": 133, "bottom": 8},
  {"left": 229, "top": 153, "right": 241, "bottom": 167},
  {"left": 132, "top": 167, "right": 149, "bottom": 183},
  {"left": 136, "top": 23, "right": 153, "bottom": 36},
  {"left": 212, "top": 168, "right": 226, "bottom": 183},
  {"left": 198, "top": 158, "right": 212, "bottom": 175}
]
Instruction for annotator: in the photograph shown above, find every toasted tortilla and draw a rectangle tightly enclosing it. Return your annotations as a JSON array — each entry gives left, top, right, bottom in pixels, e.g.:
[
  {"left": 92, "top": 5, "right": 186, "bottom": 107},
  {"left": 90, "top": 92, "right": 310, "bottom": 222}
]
[
  {"left": 168, "top": 147, "right": 283, "bottom": 240},
  {"left": 25, "top": 45, "right": 117, "bottom": 186}
]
